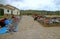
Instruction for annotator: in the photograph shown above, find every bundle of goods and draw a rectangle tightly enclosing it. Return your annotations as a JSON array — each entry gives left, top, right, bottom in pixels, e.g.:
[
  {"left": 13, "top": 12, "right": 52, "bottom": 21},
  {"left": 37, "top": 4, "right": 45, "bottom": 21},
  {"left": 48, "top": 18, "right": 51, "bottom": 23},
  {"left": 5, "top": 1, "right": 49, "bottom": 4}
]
[
  {"left": 33, "top": 15, "right": 60, "bottom": 27},
  {"left": 41, "top": 17, "right": 60, "bottom": 27}
]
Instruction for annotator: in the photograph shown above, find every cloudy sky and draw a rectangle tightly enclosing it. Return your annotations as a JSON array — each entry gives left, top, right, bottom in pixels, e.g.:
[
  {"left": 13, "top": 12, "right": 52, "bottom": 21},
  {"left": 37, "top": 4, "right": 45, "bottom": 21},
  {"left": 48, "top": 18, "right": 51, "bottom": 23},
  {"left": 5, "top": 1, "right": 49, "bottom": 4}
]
[{"left": 0, "top": 0, "right": 60, "bottom": 11}]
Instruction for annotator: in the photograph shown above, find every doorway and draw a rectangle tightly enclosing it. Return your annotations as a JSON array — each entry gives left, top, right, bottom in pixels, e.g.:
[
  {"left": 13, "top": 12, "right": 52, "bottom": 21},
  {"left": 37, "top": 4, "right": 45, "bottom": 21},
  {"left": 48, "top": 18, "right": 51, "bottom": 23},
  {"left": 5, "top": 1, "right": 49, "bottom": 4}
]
[{"left": 0, "top": 9, "right": 4, "bottom": 16}]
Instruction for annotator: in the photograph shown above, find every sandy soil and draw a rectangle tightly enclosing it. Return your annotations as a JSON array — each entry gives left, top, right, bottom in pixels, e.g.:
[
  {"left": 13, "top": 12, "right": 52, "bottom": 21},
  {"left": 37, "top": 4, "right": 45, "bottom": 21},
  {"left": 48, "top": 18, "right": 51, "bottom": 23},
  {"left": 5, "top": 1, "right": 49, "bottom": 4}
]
[{"left": 0, "top": 15, "right": 60, "bottom": 39}]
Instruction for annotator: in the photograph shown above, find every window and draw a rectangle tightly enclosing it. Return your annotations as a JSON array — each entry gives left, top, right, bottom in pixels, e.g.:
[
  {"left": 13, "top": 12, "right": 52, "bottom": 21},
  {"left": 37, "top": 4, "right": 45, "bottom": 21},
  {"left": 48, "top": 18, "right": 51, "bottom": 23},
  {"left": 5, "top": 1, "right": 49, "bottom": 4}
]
[
  {"left": 11, "top": 11, "right": 13, "bottom": 15},
  {"left": 17, "top": 12, "right": 18, "bottom": 15},
  {"left": 7, "top": 10, "right": 9, "bottom": 12}
]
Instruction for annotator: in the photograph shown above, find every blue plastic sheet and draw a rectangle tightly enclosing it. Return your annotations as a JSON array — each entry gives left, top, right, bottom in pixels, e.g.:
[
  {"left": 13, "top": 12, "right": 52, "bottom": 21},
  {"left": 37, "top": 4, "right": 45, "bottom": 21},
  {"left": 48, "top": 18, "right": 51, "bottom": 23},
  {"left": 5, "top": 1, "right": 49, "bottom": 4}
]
[{"left": 0, "top": 27, "right": 7, "bottom": 34}]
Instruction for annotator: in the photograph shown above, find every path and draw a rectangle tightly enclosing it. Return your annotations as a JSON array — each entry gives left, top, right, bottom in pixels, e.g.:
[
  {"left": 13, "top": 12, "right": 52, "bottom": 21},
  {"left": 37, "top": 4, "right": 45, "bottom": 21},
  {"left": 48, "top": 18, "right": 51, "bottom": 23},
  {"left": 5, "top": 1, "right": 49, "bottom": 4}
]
[{"left": 0, "top": 15, "right": 60, "bottom": 39}]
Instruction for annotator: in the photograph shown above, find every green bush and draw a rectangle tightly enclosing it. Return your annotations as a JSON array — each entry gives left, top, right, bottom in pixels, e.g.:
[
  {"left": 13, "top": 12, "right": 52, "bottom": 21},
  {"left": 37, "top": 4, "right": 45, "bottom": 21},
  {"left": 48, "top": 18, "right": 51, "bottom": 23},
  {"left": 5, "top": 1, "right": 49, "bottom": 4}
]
[{"left": 0, "top": 16, "right": 3, "bottom": 18}]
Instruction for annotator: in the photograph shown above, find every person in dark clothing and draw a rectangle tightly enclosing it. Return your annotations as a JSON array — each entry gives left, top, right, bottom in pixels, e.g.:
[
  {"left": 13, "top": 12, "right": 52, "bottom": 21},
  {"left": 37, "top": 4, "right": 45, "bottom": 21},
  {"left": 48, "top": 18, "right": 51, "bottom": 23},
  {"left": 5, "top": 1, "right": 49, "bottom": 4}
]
[
  {"left": 12, "top": 14, "right": 15, "bottom": 18},
  {"left": 0, "top": 18, "right": 7, "bottom": 28},
  {"left": 34, "top": 16, "right": 38, "bottom": 20},
  {"left": 0, "top": 22, "right": 6, "bottom": 28}
]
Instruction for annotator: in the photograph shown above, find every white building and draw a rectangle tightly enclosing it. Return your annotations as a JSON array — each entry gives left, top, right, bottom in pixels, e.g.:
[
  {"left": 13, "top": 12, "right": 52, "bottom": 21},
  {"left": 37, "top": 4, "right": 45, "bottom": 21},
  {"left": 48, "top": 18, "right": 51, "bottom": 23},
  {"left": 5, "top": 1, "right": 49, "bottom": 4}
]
[{"left": 0, "top": 4, "right": 20, "bottom": 16}]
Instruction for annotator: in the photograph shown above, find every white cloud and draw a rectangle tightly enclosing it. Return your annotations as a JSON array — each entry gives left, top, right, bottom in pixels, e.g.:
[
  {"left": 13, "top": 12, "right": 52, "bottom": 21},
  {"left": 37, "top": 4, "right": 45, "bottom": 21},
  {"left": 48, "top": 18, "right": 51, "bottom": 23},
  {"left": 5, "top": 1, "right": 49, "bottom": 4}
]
[{"left": 0, "top": 0, "right": 60, "bottom": 11}]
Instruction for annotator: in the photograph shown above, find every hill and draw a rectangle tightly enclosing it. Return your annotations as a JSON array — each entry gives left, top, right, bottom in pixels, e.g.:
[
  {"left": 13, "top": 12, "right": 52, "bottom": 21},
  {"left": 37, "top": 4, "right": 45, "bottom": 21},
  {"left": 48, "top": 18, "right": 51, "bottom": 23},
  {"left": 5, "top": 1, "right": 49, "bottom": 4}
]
[{"left": 20, "top": 10, "right": 60, "bottom": 15}]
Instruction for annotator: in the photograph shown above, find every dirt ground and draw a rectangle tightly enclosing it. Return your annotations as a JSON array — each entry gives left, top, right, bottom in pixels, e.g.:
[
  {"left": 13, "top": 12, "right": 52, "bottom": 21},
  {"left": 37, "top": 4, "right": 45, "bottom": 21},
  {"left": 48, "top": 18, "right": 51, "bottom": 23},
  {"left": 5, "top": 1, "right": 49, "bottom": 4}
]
[{"left": 0, "top": 15, "right": 60, "bottom": 39}]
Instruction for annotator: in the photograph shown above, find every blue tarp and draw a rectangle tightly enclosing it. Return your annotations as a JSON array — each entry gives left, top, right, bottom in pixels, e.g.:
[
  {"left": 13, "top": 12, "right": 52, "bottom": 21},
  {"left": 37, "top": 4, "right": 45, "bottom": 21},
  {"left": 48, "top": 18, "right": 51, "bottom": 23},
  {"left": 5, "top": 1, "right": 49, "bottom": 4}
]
[{"left": 0, "top": 27, "right": 7, "bottom": 34}]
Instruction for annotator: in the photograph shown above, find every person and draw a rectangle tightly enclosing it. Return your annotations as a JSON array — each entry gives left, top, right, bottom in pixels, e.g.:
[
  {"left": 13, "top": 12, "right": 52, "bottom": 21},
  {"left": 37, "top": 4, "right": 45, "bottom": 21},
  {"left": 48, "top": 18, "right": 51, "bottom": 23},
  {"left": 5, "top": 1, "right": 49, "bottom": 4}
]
[
  {"left": 34, "top": 16, "right": 38, "bottom": 20},
  {"left": 0, "top": 18, "right": 7, "bottom": 28},
  {"left": 34, "top": 15, "right": 39, "bottom": 21},
  {"left": 4, "top": 17, "right": 17, "bottom": 32},
  {"left": 0, "top": 22, "right": 5, "bottom": 28},
  {"left": 4, "top": 18, "right": 14, "bottom": 32},
  {"left": 12, "top": 14, "right": 15, "bottom": 18}
]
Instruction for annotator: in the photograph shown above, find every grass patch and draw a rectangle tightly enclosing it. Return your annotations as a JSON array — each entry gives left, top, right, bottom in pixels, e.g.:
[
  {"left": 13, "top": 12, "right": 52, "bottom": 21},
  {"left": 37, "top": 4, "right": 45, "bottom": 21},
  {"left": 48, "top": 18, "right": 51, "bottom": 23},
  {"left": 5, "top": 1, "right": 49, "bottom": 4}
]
[{"left": 0, "top": 16, "right": 3, "bottom": 18}]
